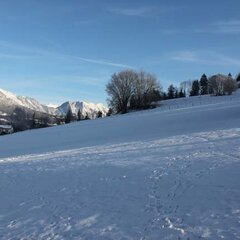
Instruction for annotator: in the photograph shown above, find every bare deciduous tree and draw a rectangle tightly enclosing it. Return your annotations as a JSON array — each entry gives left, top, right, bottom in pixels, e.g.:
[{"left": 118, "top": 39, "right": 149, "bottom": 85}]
[
  {"left": 209, "top": 74, "right": 237, "bottom": 96},
  {"left": 106, "top": 70, "right": 137, "bottom": 113},
  {"left": 209, "top": 74, "right": 226, "bottom": 96},
  {"left": 224, "top": 75, "right": 237, "bottom": 95},
  {"left": 132, "top": 71, "right": 161, "bottom": 109},
  {"left": 180, "top": 80, "right": 192, "bottom": 96},
  {"left": 106, "top": 70, "right": 161, "bottom": 113}
]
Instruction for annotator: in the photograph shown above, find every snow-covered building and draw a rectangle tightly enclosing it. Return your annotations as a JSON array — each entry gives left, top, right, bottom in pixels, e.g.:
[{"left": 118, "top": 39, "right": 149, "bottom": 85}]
[{"left": 0, "top": 125, "right": 14, "bottom": 135}]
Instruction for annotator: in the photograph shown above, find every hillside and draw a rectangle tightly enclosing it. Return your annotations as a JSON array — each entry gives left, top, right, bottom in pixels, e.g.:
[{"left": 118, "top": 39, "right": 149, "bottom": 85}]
[{"left": 0, "top": 92, "right": 240, "bottom": 239}]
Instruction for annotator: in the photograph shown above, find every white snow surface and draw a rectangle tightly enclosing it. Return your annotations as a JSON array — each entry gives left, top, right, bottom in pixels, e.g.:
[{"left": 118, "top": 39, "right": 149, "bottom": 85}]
[
  {"left": 0, "top": 92, "right": 240, "bottom": 239},
  {"left": 0, "top": 125, "right": 12, "bottom": 129}
]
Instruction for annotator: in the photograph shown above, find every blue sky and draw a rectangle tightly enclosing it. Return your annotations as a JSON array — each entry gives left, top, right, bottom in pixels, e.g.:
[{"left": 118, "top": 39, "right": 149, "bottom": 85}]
[{"left": 0, "top": 0, "right": 240, "bottom": 105}]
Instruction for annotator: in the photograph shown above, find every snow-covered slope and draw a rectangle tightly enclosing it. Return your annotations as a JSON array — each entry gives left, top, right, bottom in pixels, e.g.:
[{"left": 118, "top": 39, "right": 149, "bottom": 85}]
[
  {"left": 159, "top": 90, "right": 240, "bottom": 111},
  {"left": 0, "top": 92, "right": 240, "bottom": 239},
  {"left": 58, "top": 101, "right": 108, "bottom": 118},
  {"left": 0, "top": 88, "right": 108, "bottom": 117}
]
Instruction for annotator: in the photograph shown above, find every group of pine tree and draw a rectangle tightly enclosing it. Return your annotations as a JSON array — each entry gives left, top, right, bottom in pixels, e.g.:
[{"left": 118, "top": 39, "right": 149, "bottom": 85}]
[
  {"left": 64, "top": 108, "right": 113, "bottom": 124},
  {"left": 164, "top": 73, "right": 240, "bottom": 100},
  {"left": 64, "top": 109, "right": 106, "bottom": 124}
]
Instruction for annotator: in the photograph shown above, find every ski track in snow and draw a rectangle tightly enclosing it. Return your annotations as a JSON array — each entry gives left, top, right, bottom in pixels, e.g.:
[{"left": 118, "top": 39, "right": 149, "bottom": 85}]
[{"left": 0, "top": 128, "right": 240, "bottom": 239}]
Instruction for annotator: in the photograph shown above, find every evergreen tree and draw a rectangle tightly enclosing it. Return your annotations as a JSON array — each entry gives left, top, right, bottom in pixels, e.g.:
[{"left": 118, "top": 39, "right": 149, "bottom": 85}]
[
  {"left": 65, "top": 109, "right": 73, "bottom": 124},
  {"left": 31, "top": 112, "right": 36, "bottom": 128},
  {"left": 178, "top": 89, "right": 186, "bottom": 98},
  {"left": 97, "top": 111, "right": 103, "bottom": 118},
  {"left": 151, "top": 89, "right": 162, "bottom": 102},
  {"left": 41, "top": 115, "right": 50, "bottom": 128},
  {"left": 167, "top": 85, "right": 175, "bottom": 99},
  {"left": 162, "top": 92, "right": 168, "bottom": 100},
  {"left": 237, "top": 73, "right": 240, "bottom": 82},
  {"left": 84, "top": 113, "right": 90, "bottom": 120},
  {"left": 200, "top": 74, "right": 208, "bottom": 95},
  {"left": 190, "top": 80, "right": 200, "bottom": 96},
  {"left": 228, "top": 73, "right": 232, "bottom": 77},
  {"left": 77, "top": 109, "right": 83, "bottom": 121},
  {"left": 174, "top": 89, "right": 179, "bottom": 98},
  {"left": 236, "top": 73, "right": 240, "bottom": 88},
  {"left": 106, "top": 108, "right": 113, "bottom": 116}
]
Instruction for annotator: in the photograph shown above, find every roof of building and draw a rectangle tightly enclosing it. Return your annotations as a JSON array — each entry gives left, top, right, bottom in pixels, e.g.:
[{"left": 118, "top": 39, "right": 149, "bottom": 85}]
[{"left": 0, "top": 125, "right": 13, "bottom": 129}]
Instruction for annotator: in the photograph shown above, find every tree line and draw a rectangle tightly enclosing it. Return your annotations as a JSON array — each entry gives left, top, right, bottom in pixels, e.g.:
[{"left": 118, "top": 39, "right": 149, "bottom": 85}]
[
  {"left": 64, "top": 108, "right": 106, "bottom": 124},
  {"left": 164, "top": 73, "right": 239, "bottom": 100},
  {"left": 106, "top": 71, "right": 240, "bottom": 114}
]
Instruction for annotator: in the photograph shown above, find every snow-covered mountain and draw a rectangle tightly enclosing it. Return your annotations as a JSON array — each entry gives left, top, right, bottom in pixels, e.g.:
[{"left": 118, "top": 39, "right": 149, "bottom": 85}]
[
  {"left": 0, "top": 88, "right": 57, "bottom": 114},
  {"left": 58, "top": 101, "right": 108, "bottom": 118},
  {"left": 0, "top": 88, "right": 108, "bottom": 117}
]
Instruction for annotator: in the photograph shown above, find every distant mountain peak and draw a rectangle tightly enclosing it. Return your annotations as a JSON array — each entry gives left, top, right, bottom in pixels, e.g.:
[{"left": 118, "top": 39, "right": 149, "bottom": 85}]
[
  {"left": 0, "top": 88, "right": 108, "bottom": 118},
  {"left": 47, "top": 103, "right": 59, "bottom": 108},
  {"left": 57, "top": 101, "right": 108, "bottom": 118}
]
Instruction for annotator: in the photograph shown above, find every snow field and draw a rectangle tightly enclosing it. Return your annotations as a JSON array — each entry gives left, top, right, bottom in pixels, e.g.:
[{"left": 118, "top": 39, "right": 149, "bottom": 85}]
[
  {"left": 0, "top": 128, "right": 240, "bottom": 239},
  {"left": 0, "top": 91, "right": 240, "bottom": 239}
]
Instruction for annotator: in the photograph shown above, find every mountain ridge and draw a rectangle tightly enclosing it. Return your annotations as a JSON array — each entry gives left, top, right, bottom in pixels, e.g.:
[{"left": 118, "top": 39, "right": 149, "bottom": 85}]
[{"left": 0, "top": 88, "right": 108, "bottom": 118}]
